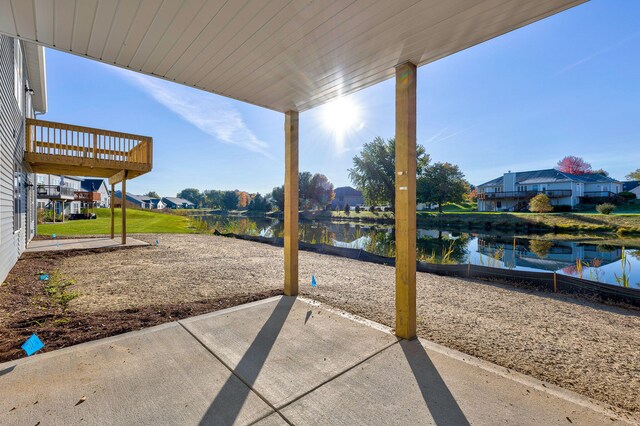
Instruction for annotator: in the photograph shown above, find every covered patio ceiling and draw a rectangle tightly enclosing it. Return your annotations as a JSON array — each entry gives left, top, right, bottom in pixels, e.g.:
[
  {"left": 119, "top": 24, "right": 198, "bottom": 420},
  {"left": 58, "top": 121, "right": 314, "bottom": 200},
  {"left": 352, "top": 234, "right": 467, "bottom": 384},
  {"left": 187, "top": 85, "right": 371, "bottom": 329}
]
[{"left": 0, "top": 0, "right": 586, "bottom": 112}]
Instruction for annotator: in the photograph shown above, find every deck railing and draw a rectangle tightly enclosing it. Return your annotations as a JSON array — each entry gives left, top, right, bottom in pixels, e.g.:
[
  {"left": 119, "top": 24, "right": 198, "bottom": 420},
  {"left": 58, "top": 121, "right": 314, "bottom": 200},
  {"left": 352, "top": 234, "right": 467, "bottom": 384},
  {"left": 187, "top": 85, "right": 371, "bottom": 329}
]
[
  {"left": 36, "top": 185, "right": 76, "bottom": 200},
  {"left": 25, "top": 118, "right": 152, "bottom": 175},
  {"left": 74, "top": 191, "right": 101, "bottom": 202},
  {"left": 478, "top": 190, "right": 572, "bottom": 200}
]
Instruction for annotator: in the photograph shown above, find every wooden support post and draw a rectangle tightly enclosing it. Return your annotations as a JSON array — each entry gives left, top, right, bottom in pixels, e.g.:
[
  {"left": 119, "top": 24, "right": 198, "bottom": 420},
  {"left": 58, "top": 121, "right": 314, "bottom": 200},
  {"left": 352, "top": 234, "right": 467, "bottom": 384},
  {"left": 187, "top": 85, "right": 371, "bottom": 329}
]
[
  {"left": 284, "top": 111, "right": 299, "bottom": 296},
  {"left": 121, "top": 171, "right": 128, "bottom": 245},
  {"left": 110, "top": 183, "right": 115, "bottom": 239},
  {"left": 395, "top": 62, "right": 417, "bottom": 340},
  {"left": 553, "top": 272, "right": 557, "bottom": 293}
]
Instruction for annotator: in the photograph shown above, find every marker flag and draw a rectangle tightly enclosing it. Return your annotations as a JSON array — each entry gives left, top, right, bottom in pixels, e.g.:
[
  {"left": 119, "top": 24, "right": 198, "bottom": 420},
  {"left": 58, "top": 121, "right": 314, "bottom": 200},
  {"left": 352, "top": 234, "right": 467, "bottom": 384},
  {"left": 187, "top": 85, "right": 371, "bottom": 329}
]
[
  {"left": 21, "top": 334, "right": 44, "bottom": 356},
  {"left": 52, "top": 234, "right": 57, "bottom": 238},
  {"left": 39, "top": 274, "right": 49, "bottom": 281},
  {"left": 311, "top": 275, "right": 317, "bottom": 287}
]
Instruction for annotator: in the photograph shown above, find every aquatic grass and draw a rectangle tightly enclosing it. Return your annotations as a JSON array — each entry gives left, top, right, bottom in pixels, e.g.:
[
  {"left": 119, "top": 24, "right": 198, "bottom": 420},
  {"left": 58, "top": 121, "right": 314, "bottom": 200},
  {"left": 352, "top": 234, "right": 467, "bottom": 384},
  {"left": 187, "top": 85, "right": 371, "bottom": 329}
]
[{"left": 614, "top": 248, "right": 632, "bottom": 288}]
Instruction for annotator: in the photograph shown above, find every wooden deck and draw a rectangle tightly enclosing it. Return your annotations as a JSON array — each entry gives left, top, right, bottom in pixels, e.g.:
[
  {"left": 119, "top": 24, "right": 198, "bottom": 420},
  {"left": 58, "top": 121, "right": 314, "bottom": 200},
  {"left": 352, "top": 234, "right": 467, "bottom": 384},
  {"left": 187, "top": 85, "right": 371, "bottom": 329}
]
[{"left": 25, "top": 118, "right": 152, "bottom": 183}]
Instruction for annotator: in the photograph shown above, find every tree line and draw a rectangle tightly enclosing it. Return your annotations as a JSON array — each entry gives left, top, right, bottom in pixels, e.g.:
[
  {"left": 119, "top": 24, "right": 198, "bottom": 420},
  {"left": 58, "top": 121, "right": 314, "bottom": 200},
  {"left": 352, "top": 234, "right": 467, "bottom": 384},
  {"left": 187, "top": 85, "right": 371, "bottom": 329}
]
[{"left": 173, "top": 171, "right": 336, "bottom": 213}]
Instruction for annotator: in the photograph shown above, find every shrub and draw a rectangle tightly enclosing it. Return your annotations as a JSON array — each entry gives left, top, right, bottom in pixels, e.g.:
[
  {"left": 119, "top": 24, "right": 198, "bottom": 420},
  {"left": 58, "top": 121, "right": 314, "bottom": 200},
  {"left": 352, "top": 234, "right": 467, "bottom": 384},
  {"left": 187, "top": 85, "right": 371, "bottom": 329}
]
[
  {"left": 596, "top": 203, "right": 616, "bottom": 215},
  {"left": 528, "top": 194, "right": 553, "bottom": 213},
  {"left": 618, "top": 191, "right": 637, "bottom": 201},
  {"left": 355, "top": 205, "right": 361, "bottom": 213},
  {"left": 344, "top": 204, "right": 350, "bottom": 214}
]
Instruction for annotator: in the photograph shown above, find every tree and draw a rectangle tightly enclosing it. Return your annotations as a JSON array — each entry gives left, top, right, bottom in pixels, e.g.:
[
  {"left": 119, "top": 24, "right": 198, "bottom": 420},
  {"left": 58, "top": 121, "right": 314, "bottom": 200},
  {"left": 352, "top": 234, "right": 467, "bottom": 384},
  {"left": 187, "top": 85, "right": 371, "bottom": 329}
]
[
  {"left": 221, "top": 190, "right": 239, "bottom": 211},
  {"left": 145, "top": 191, "right": 160, "bottom": 198},
  {"left": 349, "top": 137, "right": 430, "bottom": 210},
  {"left": 529, "top": 193, "right": 553, "bottom": 213},
  {"left": 248, "top": 193, "right": 272, "bottom": 212},
  {"left": 465, "top": 188, "right": 478, "bottom": 203},
  {"left": 309, "top": 173, "right": 335, "bottom": 208},
  {"left": 271, "top": 186, "right": 285, "bottom": 211},
  {"left": 344, "top": 203, "right": 350, "bottom": 214},
  {"left": 626, "top": 169, "right": 640, "bottom": 180},
  {"left": 203, "top": 190, "right": 223, "bottom": 209},
  {"left": 236, "top": 190, "right": 251, "bottom": 208},
  {"left": 418, "top": 162, "right": 468, "bottom": 213},
  {"left": 177, "top": 188, "right": 203, "bottom": 207},
  {"left": 298, "top": 172, "right": 313, "bottom": 202},
  {"left": 556, "top": 156, "right": 592, "bottom": 175},
  {"left": 271, "top": 172, "right": 336, "bottom": 211},
  {"left": 592, "top": 168, "right": 609, "bottom": 177}
]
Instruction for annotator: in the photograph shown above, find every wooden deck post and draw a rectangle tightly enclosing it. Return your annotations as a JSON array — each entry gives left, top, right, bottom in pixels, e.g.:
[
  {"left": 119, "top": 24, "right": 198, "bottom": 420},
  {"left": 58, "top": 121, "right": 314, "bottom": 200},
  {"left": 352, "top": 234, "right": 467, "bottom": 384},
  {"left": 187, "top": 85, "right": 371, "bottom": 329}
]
[
  {"left": 395, "top": 61, "right": 417, "bottom": 340},
  {"left": 110, "top": 183, "right": 115, "bottom": 239},
  {"left": 284, "top": 111, "right": 299, "bottom": 296},
  {"left": 121, "top": 171, "right": 128, "bottom": 245}
]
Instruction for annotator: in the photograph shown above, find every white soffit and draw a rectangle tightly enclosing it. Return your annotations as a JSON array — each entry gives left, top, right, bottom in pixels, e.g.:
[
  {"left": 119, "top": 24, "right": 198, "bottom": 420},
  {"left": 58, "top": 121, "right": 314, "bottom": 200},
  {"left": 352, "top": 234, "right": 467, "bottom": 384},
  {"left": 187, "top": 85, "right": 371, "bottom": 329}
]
[
  {"left": 0, "top": 0, "right": 587, "bottom": 112},
  {"left": 23, "top": 42, "right": 47, "bottom": 113}
]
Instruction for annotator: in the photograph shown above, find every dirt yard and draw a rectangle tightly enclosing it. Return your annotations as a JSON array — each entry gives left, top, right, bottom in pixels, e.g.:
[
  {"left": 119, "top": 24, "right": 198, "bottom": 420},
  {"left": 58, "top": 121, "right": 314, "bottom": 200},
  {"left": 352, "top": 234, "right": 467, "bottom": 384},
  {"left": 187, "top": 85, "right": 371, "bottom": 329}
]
[{"left": 2, "top": 234, "right": 638, "bottom": 417}]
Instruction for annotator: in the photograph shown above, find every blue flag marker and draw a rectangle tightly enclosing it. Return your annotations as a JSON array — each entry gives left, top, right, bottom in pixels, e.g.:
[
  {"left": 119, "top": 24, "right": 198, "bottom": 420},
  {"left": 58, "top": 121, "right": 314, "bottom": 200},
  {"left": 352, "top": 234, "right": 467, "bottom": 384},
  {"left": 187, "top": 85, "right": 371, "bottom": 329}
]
[
  {"left": 311, "top": 275, "right": 317, "bottom": 287},
  {"left": 39, "top": 274, "right": 49, "bottom": 281},
  {"left": 52, "top": 234, "right": 57, "bottom": 238},
  {"left": 21, "top": 334, "right": 44, "bottom": 356},
  {"left": 155, "top": 239, "right": 159, "bottom": 246}
]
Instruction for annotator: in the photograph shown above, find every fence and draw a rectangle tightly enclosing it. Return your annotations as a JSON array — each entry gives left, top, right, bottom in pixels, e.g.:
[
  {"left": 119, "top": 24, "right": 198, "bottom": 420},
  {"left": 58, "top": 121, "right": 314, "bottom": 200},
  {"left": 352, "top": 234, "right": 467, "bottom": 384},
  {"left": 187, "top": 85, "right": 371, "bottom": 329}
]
[{"left": 213, "top": 230, "right": 640, "bottom": 308}]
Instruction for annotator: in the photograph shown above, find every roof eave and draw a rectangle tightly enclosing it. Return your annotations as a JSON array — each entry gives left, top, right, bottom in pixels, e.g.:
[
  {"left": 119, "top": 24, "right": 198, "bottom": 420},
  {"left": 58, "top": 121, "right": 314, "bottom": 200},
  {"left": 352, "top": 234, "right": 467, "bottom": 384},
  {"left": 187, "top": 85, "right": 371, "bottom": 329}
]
[{"left": 23, "top": 42, "right": 47, "bottom": 113}]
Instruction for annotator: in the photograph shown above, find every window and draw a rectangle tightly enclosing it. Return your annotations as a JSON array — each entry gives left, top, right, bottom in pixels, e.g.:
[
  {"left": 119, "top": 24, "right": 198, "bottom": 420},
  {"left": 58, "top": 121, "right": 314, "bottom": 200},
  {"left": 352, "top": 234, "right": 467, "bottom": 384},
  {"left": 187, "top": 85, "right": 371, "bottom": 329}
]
[
  {"left": 14, "top": 164, "right": 22, "bottom": 232},
  {"left": 497, "top": 201, "right": 502, "bottom": 209}
]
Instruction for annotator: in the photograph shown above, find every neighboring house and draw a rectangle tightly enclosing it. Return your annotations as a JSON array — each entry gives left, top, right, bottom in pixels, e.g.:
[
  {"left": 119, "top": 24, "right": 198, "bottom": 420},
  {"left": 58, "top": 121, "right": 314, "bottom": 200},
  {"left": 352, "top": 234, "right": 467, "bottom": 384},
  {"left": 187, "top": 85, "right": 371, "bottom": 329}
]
[
  {"left": 0, "top": 36, "right": 46, "bottom": 283},
  {"left": 477, "top": 169, "right": 622, "bottom": 212},
  {"left": 623, "top": 181, "right": 640, "bottom": 198},
  {"left": 81, "top": 178, "right": 110, "bottom": 208},
  {"left": 140, "top": 196, "right": 165, "bottom": 209},
  {"left": 162, "top": 197, "right": 196, "bottom": 209},
  {"left": 331, "top": 186, "right": 364, "bottom": 209},
  {"left": 114, "top": 191, "right": 166, "bottom": 209},
  {"left": 36, "top": 174, "right": 83, "bottom": 214}
]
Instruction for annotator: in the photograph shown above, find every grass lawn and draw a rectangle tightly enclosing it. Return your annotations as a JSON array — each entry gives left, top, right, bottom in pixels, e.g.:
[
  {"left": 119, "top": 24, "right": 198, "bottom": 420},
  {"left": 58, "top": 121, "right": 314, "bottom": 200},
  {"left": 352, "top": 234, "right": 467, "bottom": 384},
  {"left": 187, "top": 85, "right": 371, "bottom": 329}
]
[
  {"left": 37, "top": 208, "right": 195, "bottom": 236},
  {"left": 416, "top": 211, "right": 640, "bottom": 234}
]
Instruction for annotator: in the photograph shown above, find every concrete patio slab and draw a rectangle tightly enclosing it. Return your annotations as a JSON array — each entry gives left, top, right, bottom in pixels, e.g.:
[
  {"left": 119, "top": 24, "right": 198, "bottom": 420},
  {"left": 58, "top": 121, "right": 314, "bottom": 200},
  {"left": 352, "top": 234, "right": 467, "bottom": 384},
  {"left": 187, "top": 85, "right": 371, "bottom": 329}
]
[
  {"left": 0, "top": 322, "right": 273, "bottom": 425},
  {"left": 25, "top": 237, "right": 148, "bottom": 252},
  {"left": 281, "top": 338, "right": 626, "bottom": 425},
  {"left": 179, "top": 296, "right": 398, "bottom": 408},
  {"left": 252, "top": 413, "right": 290, "bottom": 425}
]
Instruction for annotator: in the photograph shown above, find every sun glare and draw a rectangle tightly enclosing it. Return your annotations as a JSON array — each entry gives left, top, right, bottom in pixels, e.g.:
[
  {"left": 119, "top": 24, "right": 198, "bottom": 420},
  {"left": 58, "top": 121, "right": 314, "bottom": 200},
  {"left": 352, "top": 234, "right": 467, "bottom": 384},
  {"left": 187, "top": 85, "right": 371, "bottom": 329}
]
[{"left": 321, "top": 97, "right": 362, "bottom": 148}]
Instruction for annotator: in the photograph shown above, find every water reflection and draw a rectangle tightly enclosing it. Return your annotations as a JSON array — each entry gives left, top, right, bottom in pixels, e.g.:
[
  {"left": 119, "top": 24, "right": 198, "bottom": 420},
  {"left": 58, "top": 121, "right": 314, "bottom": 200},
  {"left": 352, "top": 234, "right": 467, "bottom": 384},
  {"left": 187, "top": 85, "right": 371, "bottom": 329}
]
[{"left": 196, "top": 215, "right": 639, "bottom": 289}]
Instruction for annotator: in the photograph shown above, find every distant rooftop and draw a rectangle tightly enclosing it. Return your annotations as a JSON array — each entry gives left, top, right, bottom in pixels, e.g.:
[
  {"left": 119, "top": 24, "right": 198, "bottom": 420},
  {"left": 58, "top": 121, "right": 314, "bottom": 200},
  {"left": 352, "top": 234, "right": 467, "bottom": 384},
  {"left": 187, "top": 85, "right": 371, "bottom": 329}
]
[{"left": 479, "top": 169, "right": 620, "bottom": 187}]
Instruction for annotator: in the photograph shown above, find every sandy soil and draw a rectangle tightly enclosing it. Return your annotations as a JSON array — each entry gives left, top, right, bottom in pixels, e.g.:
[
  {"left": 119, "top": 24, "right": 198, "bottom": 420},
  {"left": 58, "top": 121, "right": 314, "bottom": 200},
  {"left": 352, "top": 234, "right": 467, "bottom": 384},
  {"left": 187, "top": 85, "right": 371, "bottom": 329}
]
[{"left": 9, "top": 234, "right": 640, "bottom": 416}]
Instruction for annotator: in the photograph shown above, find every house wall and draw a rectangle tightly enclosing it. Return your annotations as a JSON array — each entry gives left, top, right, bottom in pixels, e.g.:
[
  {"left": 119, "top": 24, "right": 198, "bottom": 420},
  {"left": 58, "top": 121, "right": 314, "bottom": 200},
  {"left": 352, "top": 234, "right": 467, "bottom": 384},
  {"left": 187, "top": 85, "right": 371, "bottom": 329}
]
[
  {"left": 331, "top": 194, "right": 364, "bottom": 209},
  {"left": 0, "top": 36, "right": 37, "bottom": 283},
  {"left": 98, "top": 183, "right": 110, "bottom": 208}
]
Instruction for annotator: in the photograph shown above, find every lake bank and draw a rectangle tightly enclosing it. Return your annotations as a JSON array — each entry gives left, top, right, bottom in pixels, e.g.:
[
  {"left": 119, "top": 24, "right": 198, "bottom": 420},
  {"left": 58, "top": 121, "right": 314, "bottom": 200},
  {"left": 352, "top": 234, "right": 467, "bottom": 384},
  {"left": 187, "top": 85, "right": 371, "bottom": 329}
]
[{"left": 259, "top": 210, "right": 640, "bottom": 235}]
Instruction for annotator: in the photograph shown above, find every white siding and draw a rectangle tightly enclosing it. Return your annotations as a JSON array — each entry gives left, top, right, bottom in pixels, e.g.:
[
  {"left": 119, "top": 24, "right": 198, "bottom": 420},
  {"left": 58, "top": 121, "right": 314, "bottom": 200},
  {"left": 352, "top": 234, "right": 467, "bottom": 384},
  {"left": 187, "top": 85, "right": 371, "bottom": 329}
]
[{"left": 0, "top": 36, "right": 36, "bottom": 283}]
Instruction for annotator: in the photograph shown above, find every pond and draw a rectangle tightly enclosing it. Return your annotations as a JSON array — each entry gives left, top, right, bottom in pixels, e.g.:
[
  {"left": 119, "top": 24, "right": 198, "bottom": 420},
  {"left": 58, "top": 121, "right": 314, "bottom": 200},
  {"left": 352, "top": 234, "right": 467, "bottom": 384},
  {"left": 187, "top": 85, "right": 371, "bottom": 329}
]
[{"left": 195, "top": 214, "right": 640, "bottom": 289}]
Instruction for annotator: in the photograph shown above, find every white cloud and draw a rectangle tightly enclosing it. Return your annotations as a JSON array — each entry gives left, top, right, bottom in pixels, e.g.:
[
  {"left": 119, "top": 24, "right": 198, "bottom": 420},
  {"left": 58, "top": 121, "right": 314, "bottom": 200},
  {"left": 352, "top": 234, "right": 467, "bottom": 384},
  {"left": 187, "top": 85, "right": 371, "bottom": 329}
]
[{"left": 115, "top": 69, "right": 272, "bottom": 158}]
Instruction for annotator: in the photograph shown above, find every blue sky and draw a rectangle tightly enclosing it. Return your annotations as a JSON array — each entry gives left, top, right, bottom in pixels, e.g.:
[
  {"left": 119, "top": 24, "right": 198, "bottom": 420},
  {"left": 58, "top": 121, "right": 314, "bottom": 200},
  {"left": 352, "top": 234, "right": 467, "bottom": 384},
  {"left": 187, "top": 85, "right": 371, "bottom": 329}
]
[{"left": 42, "top": 0, "right": 639, "bottom": 196}]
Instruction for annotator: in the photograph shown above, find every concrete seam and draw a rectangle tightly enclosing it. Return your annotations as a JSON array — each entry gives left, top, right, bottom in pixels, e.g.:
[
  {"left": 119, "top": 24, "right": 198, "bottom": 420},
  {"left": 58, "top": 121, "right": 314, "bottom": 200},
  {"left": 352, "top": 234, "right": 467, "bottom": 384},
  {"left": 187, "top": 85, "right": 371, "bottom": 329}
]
[
  {"left": 275, "top": 340, "right": 399, "bottom": 412},
  {"left": 176, "top": 321, "right": 294, "bottom": 426}
]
